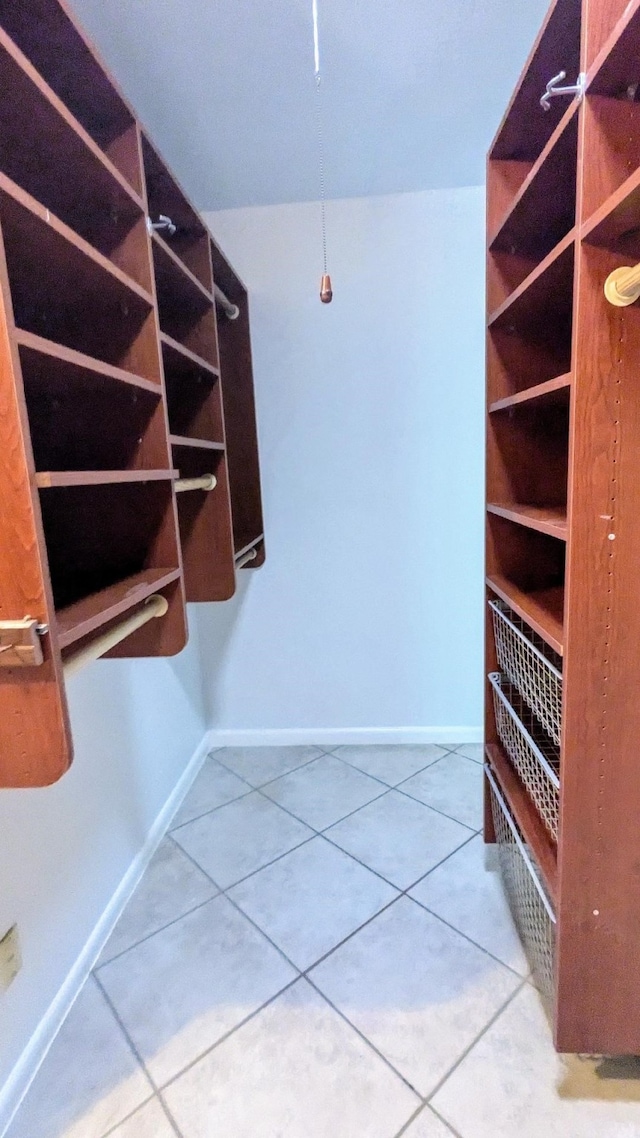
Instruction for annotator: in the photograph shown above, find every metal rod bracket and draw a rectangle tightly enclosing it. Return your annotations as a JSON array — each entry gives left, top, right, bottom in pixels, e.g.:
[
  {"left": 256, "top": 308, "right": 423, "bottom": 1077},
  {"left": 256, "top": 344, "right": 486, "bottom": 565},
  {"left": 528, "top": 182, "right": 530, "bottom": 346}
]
[
  {"left": 146, "top": 214, "right": 177, "bottom": 237},
  {"left": 0, "top": 618, "right": 46, "bottom": 667}
]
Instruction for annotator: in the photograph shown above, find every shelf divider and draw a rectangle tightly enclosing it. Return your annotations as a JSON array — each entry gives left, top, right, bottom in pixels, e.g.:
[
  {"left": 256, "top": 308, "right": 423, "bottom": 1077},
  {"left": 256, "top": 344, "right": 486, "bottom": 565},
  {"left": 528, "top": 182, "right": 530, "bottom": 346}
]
[
  {"left": 489, "top": 373, "right": 571, "bottom": 413},
  {"left": 170, "top": 434, "right": 224, "bottom": 452},
  {"left": 487, "top": 503, "right": 568, "bottom": 541}
]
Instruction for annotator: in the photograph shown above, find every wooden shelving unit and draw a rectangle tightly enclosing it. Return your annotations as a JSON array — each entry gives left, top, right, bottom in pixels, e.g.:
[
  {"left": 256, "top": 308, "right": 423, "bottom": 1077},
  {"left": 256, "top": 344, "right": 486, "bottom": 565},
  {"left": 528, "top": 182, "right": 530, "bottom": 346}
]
[
  {"left": 485, "top": 0, "right": 640, "bottom": 1053},
  {"left": 0, "top": 0, "right": 265, "bottom": 788}
]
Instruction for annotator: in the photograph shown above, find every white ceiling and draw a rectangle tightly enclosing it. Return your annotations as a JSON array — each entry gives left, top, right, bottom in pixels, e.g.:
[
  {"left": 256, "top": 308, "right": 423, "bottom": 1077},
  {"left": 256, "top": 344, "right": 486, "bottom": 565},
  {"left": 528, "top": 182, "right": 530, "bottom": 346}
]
[{"left": 69, "top": 0, "right": 549, "bottom": 211}]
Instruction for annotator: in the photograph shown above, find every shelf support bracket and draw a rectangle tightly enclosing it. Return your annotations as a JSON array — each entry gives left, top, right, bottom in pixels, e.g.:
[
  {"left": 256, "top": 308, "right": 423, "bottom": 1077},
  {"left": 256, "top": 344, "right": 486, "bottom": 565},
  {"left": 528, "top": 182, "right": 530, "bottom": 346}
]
[{"left": 0, "top": 618, "right": 47, "bottom": 667}]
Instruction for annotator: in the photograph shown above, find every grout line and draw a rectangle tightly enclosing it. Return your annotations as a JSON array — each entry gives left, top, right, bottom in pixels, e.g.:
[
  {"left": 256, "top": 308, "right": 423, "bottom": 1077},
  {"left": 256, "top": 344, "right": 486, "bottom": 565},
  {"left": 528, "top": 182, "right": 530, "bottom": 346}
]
[
  {"left": 392, "top": 1102, "right": 464, "bottom": 1138},
  {"left": 94, "top": 890, "right": 220, "bottom": 971},
  {"left": 303, "top": 972, "right": 423, "bottom": 1099},
  {"left": 170, "top": 827, "right": 318, "bottom": 896},
  {"left": 407, "top": 896, "right": 526, "bottom": 980},
  {"left": 168, "top": 787, "right": 253, "bottom": 832},
  {"left": 393, "top": 783, "right": 479, "bottom": 832},
  {"left": 98, "top": 1093, "right": 159, "bottom": 1138},
  {"left": 427, "top": 1103, "right": 466, "bottom": 1138},
  {"left": 211, "top": 747, "right": 329, "bottom": 791},
  {"left": 425, "top": 979, "right": 527, "bottom": 1105}
]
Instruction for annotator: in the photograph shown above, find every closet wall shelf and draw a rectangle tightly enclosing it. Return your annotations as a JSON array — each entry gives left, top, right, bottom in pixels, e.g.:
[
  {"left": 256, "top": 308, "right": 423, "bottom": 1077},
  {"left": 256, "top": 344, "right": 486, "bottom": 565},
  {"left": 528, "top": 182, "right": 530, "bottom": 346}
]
[
  {"left": 170, "top": 435, "right": 224, "bottom": 452},
  {"left": 489, "top": 101, "right": 579, "bottom": 249},
  {"left": 485, "top": 743, "right": 558, "bottom": 902},
  {"left": 488, "top": 229, "right": 575, "bottom": 327},
  {"left": 581, "top": 166, "right": 640, "bottom": 248},
  {"left": 486, "top": 574, "right": 564, "bottom": 655},
  {"left": 489, "top": 373, "right": 572, "bottom": 413},
  {"left": 159, "top": 331, "right": 220, "bottom": 378},
  {"left": 57, "top": 568, "right": 182, "bottom": 649},
  {"left": 151, "top": 231, "right": 215, "bottom": 308},
  {"left": 0, "top": 171, "right": 154, "bottom": 310},
  {"left": 0, "top": 25, "right": 144, "bottom": 213},
  {"left": 35, "top": 470, "right": 176, "bottom": 489},
  {"left": 14, "top": 331, "right": 163, "bottom": 396},
  {"left": 487, "top": 503, "right": 568, "bottom": 540}
]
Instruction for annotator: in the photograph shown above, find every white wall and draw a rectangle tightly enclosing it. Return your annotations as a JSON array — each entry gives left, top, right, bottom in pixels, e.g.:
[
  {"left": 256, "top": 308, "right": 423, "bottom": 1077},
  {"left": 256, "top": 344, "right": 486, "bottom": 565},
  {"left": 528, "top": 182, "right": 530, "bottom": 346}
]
[
  {"left": 200, "top": 185, "right": 485, "bottom": 743},
  {"left": 0, "top": 625, "right": 206, "bottom": 1123}
]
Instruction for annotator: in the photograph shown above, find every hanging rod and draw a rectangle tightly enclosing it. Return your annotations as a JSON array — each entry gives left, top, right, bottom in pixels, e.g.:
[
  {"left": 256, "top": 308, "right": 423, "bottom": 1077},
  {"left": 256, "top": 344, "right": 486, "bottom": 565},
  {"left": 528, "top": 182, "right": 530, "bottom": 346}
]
[
  {"left": 604, "top": 263, "right": 640, "bottom": 307},
  {"left": 214, "top": 283, "right": 240, "bottom": 321},
  {"left": 235, "top": 548, "right": 258, "bottom": 569},
  {"left": 63, "top": 595, "right": 169, "bottom": 678},
  {"left": 174, "top": 473, "right": 217, "bottom": 493}
]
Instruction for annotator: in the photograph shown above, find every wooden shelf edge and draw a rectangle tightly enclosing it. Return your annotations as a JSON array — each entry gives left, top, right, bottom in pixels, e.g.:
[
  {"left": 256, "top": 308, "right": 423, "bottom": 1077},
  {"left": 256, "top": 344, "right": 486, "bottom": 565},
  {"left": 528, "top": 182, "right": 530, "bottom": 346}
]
[
  {"left": 485, "top": 742, "right": 558, "bottom": 905},
  {"left": 36, "top": 469, "right": 177, "bottom": 489},
  {"left": 234, "top": 533, "right": 264, "bottom": 560},
  {"left": 487, "top": 228, "right": 575, "bottom": 327},
  {"left": 57, "top": 568, "right": 182, "bottom": 649},
  {"left": 581, "top": 164, "right": 640, "bottom": 245},
  {"left": 170, "top": 434, "right": 225, "bottom": 452},
  {"left": 159, "top": 331, "right": 220, "bottom": 377},
  {"left": 0, "top": 170, "right": 154, "bottom": 309},
  {"left": 489, "top": 101, "right": 578, "bottom": 248},
  {"left": 487, "top": 502, "right": 568, "bottom": 541},
  {"left": 14, "top": 330, "right": 162, "bottom": 396},
  {"left": 486, "top": 574, "right": 564, "bottom": 656},
  {"left": 152, "top": 231, "right": 214, "bottom": 306},
  {"left": 585, "top": 0, "right": 640, "bottom": 87},
  {"left": 489, "top": 373, "right": 572, "bottom": 413},
  {"left": 0, "top": 25, "right": 145, "bottom": 214}
]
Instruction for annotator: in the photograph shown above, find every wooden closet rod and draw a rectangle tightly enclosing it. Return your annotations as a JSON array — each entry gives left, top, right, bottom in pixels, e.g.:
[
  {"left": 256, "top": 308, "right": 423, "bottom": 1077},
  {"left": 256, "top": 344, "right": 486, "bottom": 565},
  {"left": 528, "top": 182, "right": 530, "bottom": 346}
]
[
  {"left": 214, "top": 283, "right": 240, "bottom": 321},
  {"left": 175, "top": 474, "right": 217, "bottom": 493},
  {"left": 63, "top": 595, "right": 169, "bottom": 678},
  {"left": 604, "top": 264, "right": 640, "bottom": 307}
]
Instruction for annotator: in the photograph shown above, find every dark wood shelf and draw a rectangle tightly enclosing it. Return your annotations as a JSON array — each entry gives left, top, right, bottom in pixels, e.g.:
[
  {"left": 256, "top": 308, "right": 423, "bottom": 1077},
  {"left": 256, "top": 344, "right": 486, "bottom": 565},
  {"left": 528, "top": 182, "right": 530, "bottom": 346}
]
[
  {"left": 151, "top": 231, "right": 214, "bottom": 308},
  {"left": 159, "top": 331, "right": 220, "bottom": 378},
  {"left": 57, "top": 568, "right": 182, "bottom": 649},
  {"left": 490, "top": 102, "right": 578, "bottom": 257},
  {"left": 489, "top": 372, "right": 571, "bottom": 413},
  {"left": 485, "top": 743, "right": 558, "bottom": 904},
  {"left": 487, "top": 502, "right": 568, "bottom": 540},
  {"left": 143, "top": 135, "right": 213, "bottom": 290},
  {"left": 487, "top": 573, "right": 564, "bottom": 655},
  {"left": 588, "top": 0, "right": 640, "bottom": 93},
  {"left": 490, "top": 0, "right": 581, "bottom": 164},
  {"left": 582, "top": 163, "right": 640, "bottom": 255},
  {"left": 170, "top": 435, "right": 224, "bottom": 452},
  {"left": 488, "top": 229, "right": 575, "bottom": 328},
  {"left": 15, "top": 330, "right": 162, "bottom": 396}
]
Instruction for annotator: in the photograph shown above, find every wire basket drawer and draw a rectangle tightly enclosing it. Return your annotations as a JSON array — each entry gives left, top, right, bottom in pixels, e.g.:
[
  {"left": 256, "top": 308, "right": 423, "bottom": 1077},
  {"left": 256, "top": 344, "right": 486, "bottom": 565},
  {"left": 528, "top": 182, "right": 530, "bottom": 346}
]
[
  {"left": 486, "top": 763, "right": 556, "bottom": 1005},
  {"left": 489, "top": 598, "right": 562, "bottom": 745},
  {"left": 489, "top": 671, "right": 560, "bottom": 841}
]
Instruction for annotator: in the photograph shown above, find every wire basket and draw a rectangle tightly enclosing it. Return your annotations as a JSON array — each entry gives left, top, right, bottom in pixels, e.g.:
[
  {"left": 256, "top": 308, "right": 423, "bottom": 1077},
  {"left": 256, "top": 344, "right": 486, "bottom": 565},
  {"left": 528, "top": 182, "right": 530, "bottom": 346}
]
[
  {"left": 486, "top": 763, "right": 556, "bottom": 1005},
  {"left": 489, "top": 599, "right": 562, "bottom": 745},
  {"left": 489, "top": 671, "right": 560, "bottom": 841}
]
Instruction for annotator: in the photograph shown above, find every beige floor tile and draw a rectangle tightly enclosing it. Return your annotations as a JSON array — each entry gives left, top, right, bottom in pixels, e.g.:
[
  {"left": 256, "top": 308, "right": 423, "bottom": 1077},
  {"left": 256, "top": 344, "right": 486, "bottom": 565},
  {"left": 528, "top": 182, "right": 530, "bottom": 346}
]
[
  {"left": 409, "top": 834, "right": 528, "bottom": 974},
  {"left": 99, "top": 895, "right": 296, "bottom": 1085},
  {"left": 402, "top": 1107, "right": 456, "bottom": 1136},
  {"left": 229, "top": 836, "right": 398, "bottom": 969},
  {"left": 310, "top": 896, "right": 519, "bottom": 1096},
  {"left": 105, "top": 1098, "right": 176, "bottom": 1137},
  {"left": 170, "top": 756, "right": 250, "bottom": 828},
  {"left": 214, "top": 745, "right": 324, "bottom": 787},
  {"left": 399, "top": 753, "right": 483, "bottom": 829},
  {"left": 163, "top": 978, "right": 419, "bottom": 1138},
  {"left": 6, "top": 978, "right": 152, "bottom": 1138},
  {"left": 333, "top": 744, "right": 447, "bottom": 785},
  {"left": 453, "top": 744, "right": 483, "bottom": 764},
  {"left": 326, "top": 791, "right": 471, "bottom": 888},
  {"left": 98, "top": 839, "right": 217, "bottom": 965},
  {"left": 262, "top": 753, "right": 385, "bottom": 829},
  {"left": 172, "top": 791, "right": 313, "bottom": 888},
  {"left": 432, "top": 984, "right": 640, "bottom": 1137}
]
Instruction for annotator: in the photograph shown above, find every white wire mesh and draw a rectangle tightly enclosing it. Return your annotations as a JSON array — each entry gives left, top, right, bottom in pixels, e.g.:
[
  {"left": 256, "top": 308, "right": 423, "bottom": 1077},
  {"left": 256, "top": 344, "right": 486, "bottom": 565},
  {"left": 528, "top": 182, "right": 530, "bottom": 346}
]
[
  {"left": 489, "top": 672, "right": 560, "bottom": 841},
  {"left": 487, "top": 767, "right": 556, "bottom": 1006},
  {"left": 490, "top": 599, "right": 562, "bottom": 745}
]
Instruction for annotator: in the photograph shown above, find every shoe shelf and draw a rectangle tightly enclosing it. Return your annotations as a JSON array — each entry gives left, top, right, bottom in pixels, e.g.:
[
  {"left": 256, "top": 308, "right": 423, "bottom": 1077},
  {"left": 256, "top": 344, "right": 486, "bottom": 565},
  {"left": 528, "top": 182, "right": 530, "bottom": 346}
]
[
  {"left": 0, "top": 0, "right": 265, "bottom": 787},
  {"left": 486, "top": 0, "right": 640, "bottom": 1054}
]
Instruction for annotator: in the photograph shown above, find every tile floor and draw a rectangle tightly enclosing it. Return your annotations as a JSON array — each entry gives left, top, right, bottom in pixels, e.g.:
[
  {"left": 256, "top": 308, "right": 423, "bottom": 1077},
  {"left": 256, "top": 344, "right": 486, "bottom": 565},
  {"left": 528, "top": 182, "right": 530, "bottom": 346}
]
[{"left": 7, "top": 743, "right": 640, "bottom": 1137}]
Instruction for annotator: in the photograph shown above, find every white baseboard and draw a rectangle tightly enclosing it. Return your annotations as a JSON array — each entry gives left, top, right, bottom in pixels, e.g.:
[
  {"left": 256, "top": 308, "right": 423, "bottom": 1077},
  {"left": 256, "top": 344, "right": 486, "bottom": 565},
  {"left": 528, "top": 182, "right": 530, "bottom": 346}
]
[
  {"left": 207, "top": 726, "right": 482, "bottom": 748},
  {"left": 0, "top": 731, "right": 211, "bottom": 1138}
]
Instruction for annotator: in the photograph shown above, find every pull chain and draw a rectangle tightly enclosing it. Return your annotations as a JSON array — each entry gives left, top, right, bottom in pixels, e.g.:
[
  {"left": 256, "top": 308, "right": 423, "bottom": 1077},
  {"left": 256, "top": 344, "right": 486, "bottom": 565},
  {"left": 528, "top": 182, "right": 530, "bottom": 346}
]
[{"left": 313, "top": 0, "right": 332, "bottom": 303}]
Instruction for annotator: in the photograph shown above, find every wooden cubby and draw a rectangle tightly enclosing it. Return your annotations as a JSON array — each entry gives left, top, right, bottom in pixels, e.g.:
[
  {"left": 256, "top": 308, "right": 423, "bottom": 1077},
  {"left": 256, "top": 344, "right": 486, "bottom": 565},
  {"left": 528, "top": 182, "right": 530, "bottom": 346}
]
[
  {"left": 0, "top": 0, "right": 265, "bottom": 788},
  {"left": 485, "top": 0, "right": 640, "bottom": 1053}
]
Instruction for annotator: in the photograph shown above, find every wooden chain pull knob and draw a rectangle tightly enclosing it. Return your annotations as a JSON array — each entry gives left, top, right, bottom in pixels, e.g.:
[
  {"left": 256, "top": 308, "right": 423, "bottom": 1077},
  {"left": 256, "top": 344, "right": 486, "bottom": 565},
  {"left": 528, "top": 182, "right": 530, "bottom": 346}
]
[{"left": 320, "top": 274, "right": 333, "bottom": 304}]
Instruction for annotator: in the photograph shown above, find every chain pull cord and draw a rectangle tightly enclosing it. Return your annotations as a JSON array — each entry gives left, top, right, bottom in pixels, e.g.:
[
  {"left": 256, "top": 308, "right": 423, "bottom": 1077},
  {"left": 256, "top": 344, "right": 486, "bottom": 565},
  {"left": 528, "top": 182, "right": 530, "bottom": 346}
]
[{"left": 313, "top": 0, "right": 332, "bottom": 302}]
